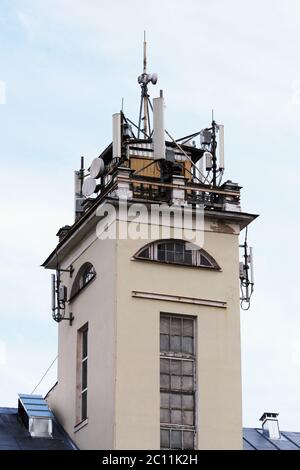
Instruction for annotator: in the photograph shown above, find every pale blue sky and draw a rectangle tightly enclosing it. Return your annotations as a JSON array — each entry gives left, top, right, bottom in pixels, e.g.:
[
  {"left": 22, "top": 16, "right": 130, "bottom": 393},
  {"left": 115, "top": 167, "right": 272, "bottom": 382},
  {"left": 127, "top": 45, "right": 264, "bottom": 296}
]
[{"left": 0, "top": 0, "right": 300, "bottom": 431}]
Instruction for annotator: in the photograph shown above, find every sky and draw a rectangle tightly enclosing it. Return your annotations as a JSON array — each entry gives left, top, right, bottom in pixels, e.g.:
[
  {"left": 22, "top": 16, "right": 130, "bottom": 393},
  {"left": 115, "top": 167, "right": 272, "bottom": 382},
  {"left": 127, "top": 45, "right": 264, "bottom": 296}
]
[{"left": 0, "top": 0, "right": 300, "bottom": 432}]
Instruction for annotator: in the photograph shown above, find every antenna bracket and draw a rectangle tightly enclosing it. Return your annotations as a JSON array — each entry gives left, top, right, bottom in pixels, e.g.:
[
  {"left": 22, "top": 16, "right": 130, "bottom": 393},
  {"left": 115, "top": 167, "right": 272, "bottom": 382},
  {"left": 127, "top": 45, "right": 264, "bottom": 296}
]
[{"left": 58, "top": 265, "right": 74, "bottom": 278}]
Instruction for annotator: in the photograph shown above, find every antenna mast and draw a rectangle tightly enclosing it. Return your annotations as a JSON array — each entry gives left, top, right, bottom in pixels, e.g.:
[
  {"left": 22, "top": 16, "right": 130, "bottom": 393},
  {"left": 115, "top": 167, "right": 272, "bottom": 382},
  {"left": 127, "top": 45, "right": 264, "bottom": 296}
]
[
  {"left": 143, "top": 31, "right": 148, "bottom": 136},
  {"left": 137, "top": 32, "right": 158, "bottom": 138}
]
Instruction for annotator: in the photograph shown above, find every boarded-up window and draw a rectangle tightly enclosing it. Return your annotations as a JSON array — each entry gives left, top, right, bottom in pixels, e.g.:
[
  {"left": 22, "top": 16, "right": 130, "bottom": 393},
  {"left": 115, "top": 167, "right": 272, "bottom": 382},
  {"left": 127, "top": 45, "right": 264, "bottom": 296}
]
[{"left": 160, "top": 314, "right": 196, "bottom": 450}]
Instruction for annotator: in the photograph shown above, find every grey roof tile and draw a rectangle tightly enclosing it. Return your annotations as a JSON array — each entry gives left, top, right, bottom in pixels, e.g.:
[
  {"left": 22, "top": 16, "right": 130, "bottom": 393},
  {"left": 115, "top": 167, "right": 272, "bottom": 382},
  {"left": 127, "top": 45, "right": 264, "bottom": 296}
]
[{"left": 243, "top": 428, "right": 300, "bottom": 451}]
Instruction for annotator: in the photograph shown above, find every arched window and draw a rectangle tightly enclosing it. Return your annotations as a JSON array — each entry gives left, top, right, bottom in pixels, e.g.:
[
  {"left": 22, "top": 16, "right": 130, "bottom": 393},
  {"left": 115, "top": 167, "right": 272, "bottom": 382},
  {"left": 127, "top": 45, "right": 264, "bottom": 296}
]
[
  {"left": 134, "top": 240, "right": 220, "bottom": 269},
  {"left": 70, "top": 262, "right": 96, "bottom": 299}
]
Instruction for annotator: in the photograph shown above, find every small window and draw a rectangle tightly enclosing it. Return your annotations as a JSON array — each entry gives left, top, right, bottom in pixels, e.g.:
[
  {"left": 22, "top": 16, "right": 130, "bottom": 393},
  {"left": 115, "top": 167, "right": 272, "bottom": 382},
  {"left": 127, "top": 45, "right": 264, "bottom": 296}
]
[
  {"left": 134, "top": 240, "right": 219, "bottom": 269},
  {"left": 70, "top": 262, "right": 96, "bottom": 299}
]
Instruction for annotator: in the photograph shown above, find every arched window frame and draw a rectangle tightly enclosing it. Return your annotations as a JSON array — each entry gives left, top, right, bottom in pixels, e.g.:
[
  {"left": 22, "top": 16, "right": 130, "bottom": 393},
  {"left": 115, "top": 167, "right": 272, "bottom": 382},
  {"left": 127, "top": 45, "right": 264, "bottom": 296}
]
[
  {"left": 133, "top": 239, "right": 220, "bottom": 270},
  {"left": 70, "top": 262, "right": 96, "bottom": 300}
]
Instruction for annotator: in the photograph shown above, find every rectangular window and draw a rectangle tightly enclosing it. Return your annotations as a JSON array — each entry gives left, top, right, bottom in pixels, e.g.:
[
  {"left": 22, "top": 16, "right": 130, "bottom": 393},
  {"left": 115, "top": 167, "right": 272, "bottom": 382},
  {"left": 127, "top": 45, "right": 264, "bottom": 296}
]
[
  {"left": 77, "top": 324, "right": 88, "bottom": 423},
  {"left": 157, "top": 242, "right": 194, "bottom": 265},
  {"left": 160, "top": 314, "right": 196, "bottom": 450}
]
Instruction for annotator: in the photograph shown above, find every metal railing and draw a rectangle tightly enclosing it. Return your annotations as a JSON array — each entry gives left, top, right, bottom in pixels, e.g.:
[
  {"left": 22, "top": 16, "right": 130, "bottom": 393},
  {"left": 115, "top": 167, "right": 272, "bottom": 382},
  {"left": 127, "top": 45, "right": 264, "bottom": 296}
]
[{"left": 124, "top": 176, "right": 240, "bottom": 208}]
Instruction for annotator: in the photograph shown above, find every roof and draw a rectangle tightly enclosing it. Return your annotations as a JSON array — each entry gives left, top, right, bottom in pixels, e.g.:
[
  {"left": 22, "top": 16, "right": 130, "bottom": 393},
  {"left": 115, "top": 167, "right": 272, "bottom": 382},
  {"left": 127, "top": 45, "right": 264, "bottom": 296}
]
[
  {"left": 243, "top": 428, "right": 300, "bottom": 450},
  {"left": 0, "top": 408, "right": 77, "bottom": 450}
]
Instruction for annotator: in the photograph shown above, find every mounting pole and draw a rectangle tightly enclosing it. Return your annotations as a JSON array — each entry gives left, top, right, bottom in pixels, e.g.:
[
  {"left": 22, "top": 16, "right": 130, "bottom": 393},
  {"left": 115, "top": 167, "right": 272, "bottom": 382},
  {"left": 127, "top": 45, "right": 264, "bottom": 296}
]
[
  {"left": 143, "top": 31, "right": 148, "bottom": 136},
  {"left": 211, "top": 118, "right": 217, "bottom": 187},
  {"left": 137, "top": 33, "right": 158, "bottom": 138},
  {"left": 138, "top": 32, "right": 150, "bottom": 138}
]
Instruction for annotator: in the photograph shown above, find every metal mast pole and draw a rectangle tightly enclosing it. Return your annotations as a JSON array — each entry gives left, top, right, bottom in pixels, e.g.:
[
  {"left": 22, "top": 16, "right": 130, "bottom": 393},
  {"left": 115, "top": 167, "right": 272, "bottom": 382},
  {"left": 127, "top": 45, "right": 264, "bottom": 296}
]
[
  {"left": 143, "top": 31, "right": 148, "bottom": 136},
  {"left": 211, "top": 112, "right": 217, "bottom": 186}
]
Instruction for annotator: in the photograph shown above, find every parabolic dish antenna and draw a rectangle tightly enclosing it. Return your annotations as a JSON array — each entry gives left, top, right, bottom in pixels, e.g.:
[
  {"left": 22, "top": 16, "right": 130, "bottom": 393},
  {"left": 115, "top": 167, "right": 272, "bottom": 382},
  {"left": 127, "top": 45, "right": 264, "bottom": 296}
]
[
  {"left": 90, "top": 157, "right": 105, "bottom": 179},
  {"left": 82, "top": 177, "right": 97, "bottom": 197}
]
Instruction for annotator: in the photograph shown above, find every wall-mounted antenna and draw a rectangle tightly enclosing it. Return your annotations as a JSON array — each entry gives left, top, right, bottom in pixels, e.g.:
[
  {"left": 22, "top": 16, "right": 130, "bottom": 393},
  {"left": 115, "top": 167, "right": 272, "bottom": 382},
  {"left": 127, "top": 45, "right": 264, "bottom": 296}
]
[
  {"left": 51, "top": 270, "right": 74, "bottom": 325},
  {"left": 218, "top": 124, "right": 225, "bottom": 170},
  {"left": 239, "top": 228, "right": 254, "bottom": 310},
  {"left": 137, "top": 32, "right": 158, "bottom": 138}
]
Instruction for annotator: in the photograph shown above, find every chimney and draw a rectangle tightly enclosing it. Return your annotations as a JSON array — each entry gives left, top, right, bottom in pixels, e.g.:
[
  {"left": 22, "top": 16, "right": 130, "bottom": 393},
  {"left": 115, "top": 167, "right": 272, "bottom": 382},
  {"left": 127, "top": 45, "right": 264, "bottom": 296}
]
[
  {"left": 56, "top": 225, "right": 71, "bottom": 242},
  {"left": 18, "top": 394, "right": 53, "bottom": 438},
  {"left": 259, "top": 412, "right": 280, "bottom": 440}
]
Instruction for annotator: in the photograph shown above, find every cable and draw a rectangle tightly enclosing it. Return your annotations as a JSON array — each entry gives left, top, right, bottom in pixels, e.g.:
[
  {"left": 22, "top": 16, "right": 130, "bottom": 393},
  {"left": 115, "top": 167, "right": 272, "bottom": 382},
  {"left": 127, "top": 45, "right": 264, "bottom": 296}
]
[
  {"left": 164, "top": 129, "right": 207, "bottom": 181},
  {"left": 31, "top": 355, "right": 58, "bottom": 394}
]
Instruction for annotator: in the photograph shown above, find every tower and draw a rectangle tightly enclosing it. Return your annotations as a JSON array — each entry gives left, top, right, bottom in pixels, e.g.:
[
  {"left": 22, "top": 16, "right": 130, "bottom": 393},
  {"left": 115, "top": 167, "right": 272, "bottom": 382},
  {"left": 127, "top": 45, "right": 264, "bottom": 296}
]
[{"left": 43, "top": 44, "right": 257, "bottom": 450}]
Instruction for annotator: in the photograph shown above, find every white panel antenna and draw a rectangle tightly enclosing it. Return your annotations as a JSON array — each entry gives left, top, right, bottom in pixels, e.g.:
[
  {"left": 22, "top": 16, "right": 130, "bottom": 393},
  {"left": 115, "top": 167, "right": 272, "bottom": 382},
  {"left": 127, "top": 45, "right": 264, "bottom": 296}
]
[
  {"left": 195, "top": 154, "right": 204, "bottom": 183},
  {"left": 51, "top": 274, "right": 56, "bottom": 311},
  {"left": 249, "top": 247, "right": 254, "bottom": 284},
  {"left": 113, "top": 113, "right": 121, "bottom": 160},
  {"left": 153, "top": 92, "right": 166, "bottom": 160},
  {"left": 218, "top": 124, "right": 225, "bottom": 169},
  {"left": 74, "top": 171, "right": 81, "bottom": 197}
]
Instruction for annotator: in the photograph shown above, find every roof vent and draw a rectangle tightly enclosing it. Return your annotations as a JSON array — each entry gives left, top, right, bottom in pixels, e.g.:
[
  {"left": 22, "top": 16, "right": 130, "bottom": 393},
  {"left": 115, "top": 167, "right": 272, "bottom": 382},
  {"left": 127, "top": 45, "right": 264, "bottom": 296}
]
[
  {"left": 18, "top": 394, "right": 53, "bottom": 438},
  {"left": 259, "top": 412, "right": 280, "bottom": 440}
]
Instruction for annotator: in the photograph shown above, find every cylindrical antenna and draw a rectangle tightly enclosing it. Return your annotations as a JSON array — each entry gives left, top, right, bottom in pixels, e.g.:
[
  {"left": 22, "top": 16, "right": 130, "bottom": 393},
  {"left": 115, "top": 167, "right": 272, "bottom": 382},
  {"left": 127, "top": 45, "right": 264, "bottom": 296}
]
[
  {"left": 51, "top": 274, "right": 56, "bottom": 312},
  {"left": 249, "top": 247, "right": 254, "bottom": 284},
  {"left": 218, "top": 125, "right": 225, "bottom": 170}
]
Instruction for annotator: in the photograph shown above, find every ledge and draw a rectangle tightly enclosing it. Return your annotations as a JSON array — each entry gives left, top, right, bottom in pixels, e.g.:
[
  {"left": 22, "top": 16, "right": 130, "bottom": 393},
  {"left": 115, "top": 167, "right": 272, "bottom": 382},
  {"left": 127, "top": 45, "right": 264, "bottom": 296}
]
[
  {"left": 74, "top": 418, "right": 88, "bottom": 433},
  {"left": 131, "top": 291, "right": 226, "bottom": 308}
]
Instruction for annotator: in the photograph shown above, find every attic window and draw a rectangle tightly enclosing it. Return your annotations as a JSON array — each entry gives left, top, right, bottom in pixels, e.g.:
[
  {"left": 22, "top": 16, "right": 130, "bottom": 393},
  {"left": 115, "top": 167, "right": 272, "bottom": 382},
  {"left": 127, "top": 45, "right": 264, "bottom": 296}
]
[
  {"left": 70, "top": 263, "right": 96, "bottom": 299},
  {"left": 134, "top": 240, "right": 220, "bottom": 269}
]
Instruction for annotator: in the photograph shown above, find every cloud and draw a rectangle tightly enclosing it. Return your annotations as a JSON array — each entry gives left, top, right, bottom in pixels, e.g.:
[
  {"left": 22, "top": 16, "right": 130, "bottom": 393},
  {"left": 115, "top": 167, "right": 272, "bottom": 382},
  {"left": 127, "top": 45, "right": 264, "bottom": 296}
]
[
  {"left": 16, "top": 10, "right": 35, "bottom": 39},
  {"left": 0, "top": 80, "right": 6, "bottom": 104}
]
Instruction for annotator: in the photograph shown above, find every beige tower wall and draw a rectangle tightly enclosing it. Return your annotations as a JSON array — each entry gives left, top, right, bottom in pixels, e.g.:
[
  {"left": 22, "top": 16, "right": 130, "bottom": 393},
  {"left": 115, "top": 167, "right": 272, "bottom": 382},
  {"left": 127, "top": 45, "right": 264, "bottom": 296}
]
[
  {"left": 46, "top": 236, "right": 117, "bottom": 450},
  {"left": 46, "top": 213, "right": 244, "bottom": 450},
  {"left": 114, "top": 221, "right": 242, "bottom": 450}
]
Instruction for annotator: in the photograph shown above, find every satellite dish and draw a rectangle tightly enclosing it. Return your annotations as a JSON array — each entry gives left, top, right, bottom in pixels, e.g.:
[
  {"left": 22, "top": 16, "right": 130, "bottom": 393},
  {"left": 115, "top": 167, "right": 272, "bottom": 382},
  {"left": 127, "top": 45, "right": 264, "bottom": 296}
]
[
  {"left": 90, "top": 157, "right": 105, "bottom": 179},
  {"left": 151, "top": 73, "right": 158, "bottom": 84},
  {"left": 82, "top": 177, "right": 97, "bottom": 197}
]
